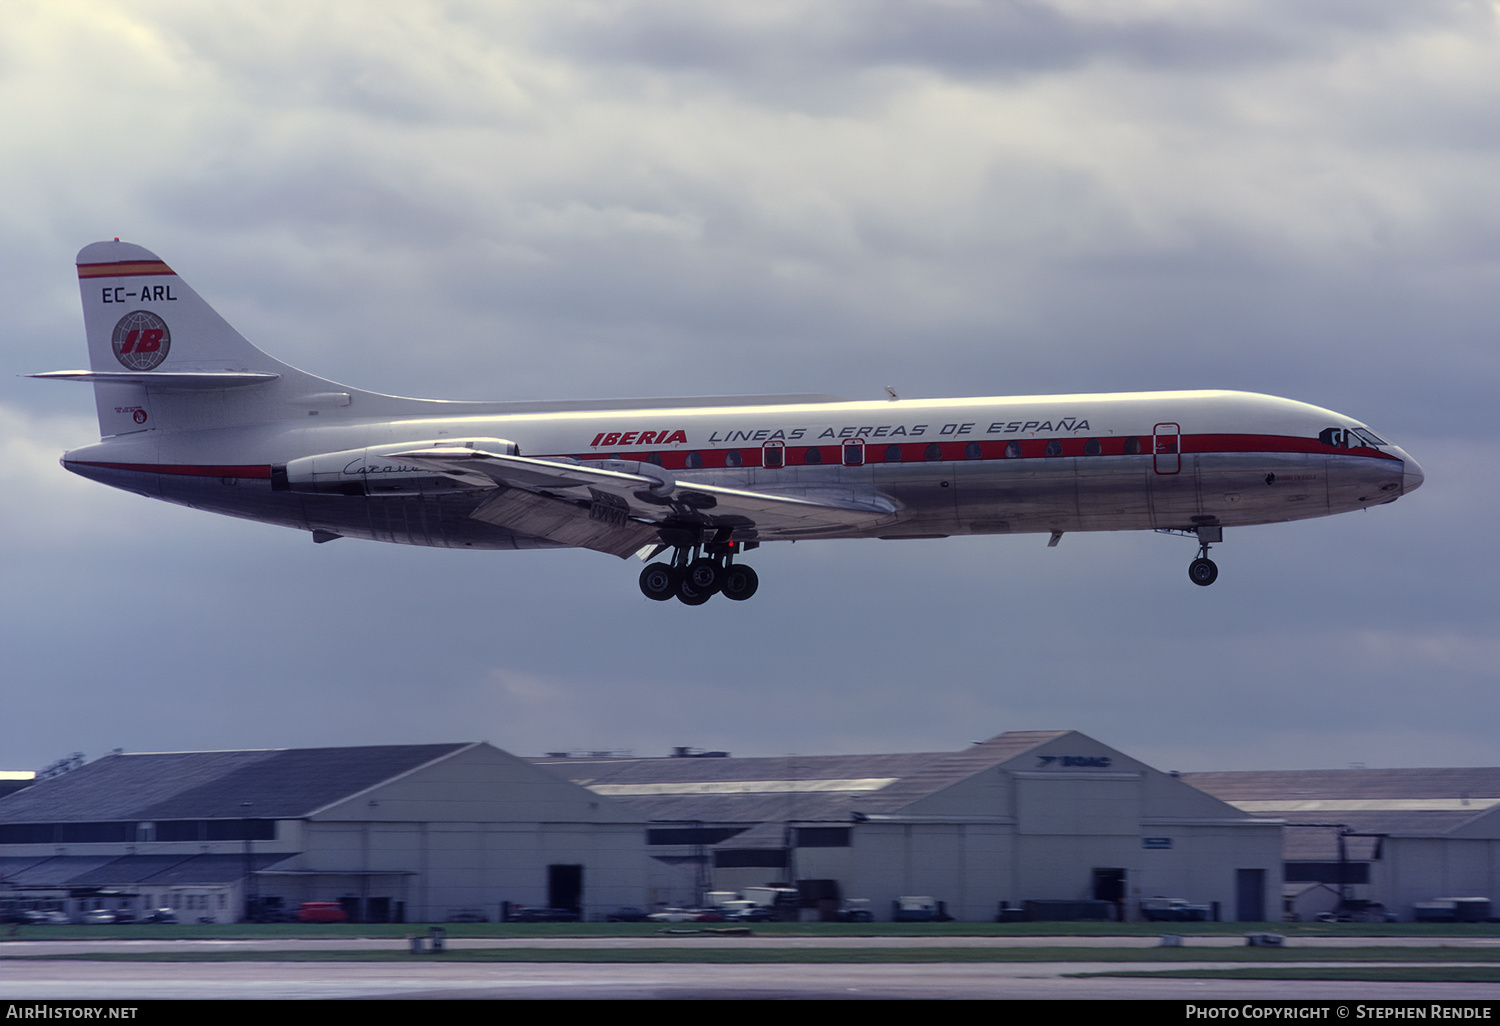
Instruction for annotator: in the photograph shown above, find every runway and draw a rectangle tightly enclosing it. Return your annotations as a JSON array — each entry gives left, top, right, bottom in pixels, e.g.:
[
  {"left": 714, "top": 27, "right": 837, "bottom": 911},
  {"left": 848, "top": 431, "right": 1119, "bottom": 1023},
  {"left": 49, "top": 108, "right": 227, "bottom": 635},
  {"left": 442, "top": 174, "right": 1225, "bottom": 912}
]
[
  {"left": 4, "top": 935, "right": 1498, "bottom": 1000},
  {"left": 5, "top": 958, "right": 1500, "bottom": 1000}
]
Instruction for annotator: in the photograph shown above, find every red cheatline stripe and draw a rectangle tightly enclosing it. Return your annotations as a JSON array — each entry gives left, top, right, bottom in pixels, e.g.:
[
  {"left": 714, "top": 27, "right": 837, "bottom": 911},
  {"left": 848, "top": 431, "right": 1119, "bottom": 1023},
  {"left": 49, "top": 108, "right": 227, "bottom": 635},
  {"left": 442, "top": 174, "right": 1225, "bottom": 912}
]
[
  {"left": 77, "top": 261, "right": 176, "bottom": 279},
  {"left": 70, "top": 462, "right": 272, "bottom": 479},
  {"left": 573, "top": 433, "right": 1402, "bottom": 471}
]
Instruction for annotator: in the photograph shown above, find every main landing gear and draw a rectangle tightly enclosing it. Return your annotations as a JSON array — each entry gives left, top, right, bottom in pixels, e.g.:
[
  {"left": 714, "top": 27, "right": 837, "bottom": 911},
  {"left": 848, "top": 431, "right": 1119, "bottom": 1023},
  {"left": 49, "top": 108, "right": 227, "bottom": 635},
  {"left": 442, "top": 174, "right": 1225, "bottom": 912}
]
[{"left": 639, "top": 543, "right": 759, "bottom": 605}]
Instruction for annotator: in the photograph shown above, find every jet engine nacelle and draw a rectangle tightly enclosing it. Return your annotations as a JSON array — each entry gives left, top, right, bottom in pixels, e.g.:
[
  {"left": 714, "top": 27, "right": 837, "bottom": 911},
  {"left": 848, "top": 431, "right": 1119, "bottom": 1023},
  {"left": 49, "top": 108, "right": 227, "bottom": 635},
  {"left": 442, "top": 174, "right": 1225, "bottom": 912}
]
[{"left": 274, "top": 438, "right": 519, "bottom": 496}]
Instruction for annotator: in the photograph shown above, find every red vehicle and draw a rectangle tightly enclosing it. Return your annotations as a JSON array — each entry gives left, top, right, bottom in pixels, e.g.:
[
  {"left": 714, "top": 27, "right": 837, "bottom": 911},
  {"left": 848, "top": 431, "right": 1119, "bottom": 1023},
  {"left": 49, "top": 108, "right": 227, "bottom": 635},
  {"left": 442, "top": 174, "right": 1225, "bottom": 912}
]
[{"left": 297, "top": 902, "right": 347, "bottom": 923}]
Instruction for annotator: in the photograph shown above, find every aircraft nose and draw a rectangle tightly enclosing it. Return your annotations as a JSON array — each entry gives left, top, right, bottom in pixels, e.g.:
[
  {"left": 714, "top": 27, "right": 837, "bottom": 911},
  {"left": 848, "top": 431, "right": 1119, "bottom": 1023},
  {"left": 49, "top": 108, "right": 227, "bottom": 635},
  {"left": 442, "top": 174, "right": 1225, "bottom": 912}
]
[{"left": 1402, "top": 455, "right": 1424, "bottom": 494}]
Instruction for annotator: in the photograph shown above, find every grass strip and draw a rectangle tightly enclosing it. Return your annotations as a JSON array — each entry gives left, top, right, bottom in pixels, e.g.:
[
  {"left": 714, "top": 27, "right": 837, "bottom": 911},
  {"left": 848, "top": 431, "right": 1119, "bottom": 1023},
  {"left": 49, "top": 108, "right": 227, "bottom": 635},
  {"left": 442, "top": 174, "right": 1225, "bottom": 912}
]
[{"left": 1074, "top": 967, "right": 1500, "bottom": 983}]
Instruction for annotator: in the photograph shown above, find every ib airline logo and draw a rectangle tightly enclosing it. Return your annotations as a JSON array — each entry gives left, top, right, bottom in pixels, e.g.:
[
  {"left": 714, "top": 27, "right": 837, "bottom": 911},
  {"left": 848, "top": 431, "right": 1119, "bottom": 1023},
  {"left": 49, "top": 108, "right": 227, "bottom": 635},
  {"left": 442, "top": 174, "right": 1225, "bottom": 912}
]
[{"left": 112, "top": 310, "right": 171, "bottom": 371}]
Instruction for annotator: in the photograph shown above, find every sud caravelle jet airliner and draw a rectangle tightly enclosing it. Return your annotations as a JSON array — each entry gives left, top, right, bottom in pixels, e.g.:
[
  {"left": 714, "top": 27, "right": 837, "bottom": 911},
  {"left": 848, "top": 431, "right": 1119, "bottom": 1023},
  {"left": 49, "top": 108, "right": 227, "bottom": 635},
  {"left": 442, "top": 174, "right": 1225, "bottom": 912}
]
[{"left": 33, "top": 240, "right": 1424, "bottom": 605}]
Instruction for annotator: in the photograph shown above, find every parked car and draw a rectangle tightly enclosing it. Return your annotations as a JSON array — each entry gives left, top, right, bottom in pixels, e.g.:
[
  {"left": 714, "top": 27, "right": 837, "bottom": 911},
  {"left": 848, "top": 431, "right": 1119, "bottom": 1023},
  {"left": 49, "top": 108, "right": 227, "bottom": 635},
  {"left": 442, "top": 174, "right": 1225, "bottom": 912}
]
[
  {"left": 605, "top": 907, "right": 651, "bottom": 922},
  {"left": 646, "top": 908, "right": 700, "bottom": 923},
  {"left": 506, "top": 907, "right": 580, "bottom": 923},
  {"left": 139, "top": 908, "right": 178, "bottom": 924},
  {"left": 647, "top": 908, "right": 726, "bottom": 923},
  {"left": 81, "top": 909, "right": 117, "bottom": 924},
  {"left": 22, "top": 910, "right": 70, "bottom": 925},
  {"left": 297, "top": 902, "right": 348, "bottom": 923},
  {"left": 1141, "top": 897, "right": 1211, "bottom": 922}
]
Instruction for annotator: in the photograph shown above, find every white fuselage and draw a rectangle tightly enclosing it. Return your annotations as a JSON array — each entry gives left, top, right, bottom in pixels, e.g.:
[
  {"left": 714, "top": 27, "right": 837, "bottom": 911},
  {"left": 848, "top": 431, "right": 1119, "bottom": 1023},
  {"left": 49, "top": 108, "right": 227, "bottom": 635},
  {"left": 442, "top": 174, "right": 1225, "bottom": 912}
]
[{"left": 63, "top": 388, "right": 1420, "bottom": 551}]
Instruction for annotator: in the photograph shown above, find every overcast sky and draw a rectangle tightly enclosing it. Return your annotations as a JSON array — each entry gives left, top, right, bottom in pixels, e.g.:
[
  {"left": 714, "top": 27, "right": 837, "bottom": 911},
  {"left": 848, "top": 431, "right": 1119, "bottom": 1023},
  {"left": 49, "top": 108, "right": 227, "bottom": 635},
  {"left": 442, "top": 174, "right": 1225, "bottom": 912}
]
[{"left": 3, "top": 1, "right": 1496, "bottom": 776}]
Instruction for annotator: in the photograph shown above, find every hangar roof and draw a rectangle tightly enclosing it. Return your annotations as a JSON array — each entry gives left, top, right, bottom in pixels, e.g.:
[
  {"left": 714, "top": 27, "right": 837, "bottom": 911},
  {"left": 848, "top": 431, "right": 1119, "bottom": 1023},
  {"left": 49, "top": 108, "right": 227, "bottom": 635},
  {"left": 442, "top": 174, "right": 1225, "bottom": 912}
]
[
  {"left": 0, "top": 744, "right": 474, "bottom": 822},
  {"left": 0, "top": 852, "right": 291, "bottom": 888},
  {"left": 531, "top": 731, "right": 1079, "bottom": 823},
  {"left": 1179, "top": 768, "right": 1500, "bottom": 803},
  {"left": 1180, "top": 767, "right": 1500, "bottom": 854}
]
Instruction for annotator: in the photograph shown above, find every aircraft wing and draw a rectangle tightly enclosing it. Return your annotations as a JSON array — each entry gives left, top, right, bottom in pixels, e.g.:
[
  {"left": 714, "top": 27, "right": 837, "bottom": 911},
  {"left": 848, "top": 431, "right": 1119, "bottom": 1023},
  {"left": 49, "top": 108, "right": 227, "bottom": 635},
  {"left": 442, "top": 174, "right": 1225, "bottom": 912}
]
[{"left": 386, "top": 447, "right": 898, "bottom": 557}]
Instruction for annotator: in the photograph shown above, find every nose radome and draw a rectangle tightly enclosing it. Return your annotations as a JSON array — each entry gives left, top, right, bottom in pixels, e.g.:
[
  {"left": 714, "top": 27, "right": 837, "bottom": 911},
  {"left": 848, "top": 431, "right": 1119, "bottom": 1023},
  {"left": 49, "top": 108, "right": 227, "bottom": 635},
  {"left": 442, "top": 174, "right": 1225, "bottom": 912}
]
[{"left": 1403, "top": 456, "right": 1424, "bottom": 494}]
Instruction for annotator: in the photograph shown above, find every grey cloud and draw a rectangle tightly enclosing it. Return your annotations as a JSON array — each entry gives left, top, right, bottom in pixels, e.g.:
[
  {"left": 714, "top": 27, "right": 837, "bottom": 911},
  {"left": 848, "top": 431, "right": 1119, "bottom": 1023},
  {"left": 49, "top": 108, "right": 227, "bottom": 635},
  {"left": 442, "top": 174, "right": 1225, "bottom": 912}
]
[{"left": 535, "top": 0, "right": 1466, "bottom": 91}]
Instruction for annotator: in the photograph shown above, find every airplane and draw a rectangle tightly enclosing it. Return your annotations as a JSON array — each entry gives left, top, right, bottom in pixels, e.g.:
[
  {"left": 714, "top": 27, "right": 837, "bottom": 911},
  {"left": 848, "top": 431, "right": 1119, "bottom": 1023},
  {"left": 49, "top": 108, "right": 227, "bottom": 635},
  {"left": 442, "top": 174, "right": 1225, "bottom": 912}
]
[{"left": 32, "top": 240, "right": 1424, "bottom": 604}]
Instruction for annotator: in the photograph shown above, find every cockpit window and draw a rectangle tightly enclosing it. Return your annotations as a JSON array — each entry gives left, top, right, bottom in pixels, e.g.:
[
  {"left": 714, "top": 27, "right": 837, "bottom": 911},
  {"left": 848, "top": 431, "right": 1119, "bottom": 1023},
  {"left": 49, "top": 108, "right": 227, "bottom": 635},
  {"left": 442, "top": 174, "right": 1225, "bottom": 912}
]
[{"left": 1319, "top": 426, "right": 1388, "bottom": 449}]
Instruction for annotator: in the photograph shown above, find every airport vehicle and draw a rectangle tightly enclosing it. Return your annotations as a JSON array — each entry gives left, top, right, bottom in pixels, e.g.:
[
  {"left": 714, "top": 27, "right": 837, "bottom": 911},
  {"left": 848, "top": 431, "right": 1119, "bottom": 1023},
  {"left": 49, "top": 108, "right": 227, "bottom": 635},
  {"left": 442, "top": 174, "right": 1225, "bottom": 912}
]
[
  {"left": 605, "top": 907, "right": 652, "bottom": 922},
  {"left": 505, "top": 906, "right": 581, "bottom": 923},
  {"left": 35, "top": 241, "right": 1424, "bottom": 603},
  {"left": 1141, "top": 896, "right": 1211, "bottom": 922},
  {"left": 297, "top": 901, "right": 347, "bottom": 923}
]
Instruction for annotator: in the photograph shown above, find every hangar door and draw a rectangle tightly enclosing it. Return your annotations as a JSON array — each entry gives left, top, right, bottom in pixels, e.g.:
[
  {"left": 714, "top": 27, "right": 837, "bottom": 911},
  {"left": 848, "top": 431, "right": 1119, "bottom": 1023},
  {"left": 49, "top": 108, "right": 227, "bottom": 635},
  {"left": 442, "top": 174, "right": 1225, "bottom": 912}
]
[
  {"left": 549, "top": 864, "right": 583, "bottom": 914},
  {"left": 1236, "top": 868, "right": 1266, "bottom": 922}
]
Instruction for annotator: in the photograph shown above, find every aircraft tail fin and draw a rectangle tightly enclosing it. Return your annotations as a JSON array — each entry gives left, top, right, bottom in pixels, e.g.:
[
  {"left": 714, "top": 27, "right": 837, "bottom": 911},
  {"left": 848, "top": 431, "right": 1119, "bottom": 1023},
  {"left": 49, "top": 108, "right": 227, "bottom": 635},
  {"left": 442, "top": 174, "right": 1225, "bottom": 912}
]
[
  {"left": 31, "top": 239, "right": 398, "bottom": 438},
  {"left": 64, "top": 240, "right": 300, "bottom": 436}
]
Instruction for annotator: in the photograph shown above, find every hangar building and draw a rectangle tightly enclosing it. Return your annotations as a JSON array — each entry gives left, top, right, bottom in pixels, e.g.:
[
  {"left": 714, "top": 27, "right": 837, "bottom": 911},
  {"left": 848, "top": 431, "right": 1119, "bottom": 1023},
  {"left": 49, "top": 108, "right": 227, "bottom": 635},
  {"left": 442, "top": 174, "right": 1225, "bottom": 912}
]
[
  {"left": 13, "top": 732, "right": 1488, "bottom": 923},
  {"left": 536, "top": 730, "right": 1284, "bottom": 922},
  {"left": 0, "top": 731, "right": 1281, "bottom": 923},
  {"left": 0, "top": 742, "right": 648, "bottom": 923},
  {"left": 1182, "top": 768, "right": 1500, "bottom": 922}
]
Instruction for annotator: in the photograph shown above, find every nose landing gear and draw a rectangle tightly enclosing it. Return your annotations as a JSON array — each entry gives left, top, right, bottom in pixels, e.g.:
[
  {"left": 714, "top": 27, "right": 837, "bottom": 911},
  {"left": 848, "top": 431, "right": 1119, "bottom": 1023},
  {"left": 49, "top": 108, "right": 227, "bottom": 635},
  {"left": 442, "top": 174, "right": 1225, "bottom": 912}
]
[
  {"left": 1158, "top": 525, "right": 1222, "bottom": 586},
  {"left": 1187, "top": 525, "right": 1221, "bottom": 587},
  {"left": 1188, "top": 555, "right": 1218, "bottom": 587},
  {"left": 638, "top": 542, "right": 759, "bottom": 604}
]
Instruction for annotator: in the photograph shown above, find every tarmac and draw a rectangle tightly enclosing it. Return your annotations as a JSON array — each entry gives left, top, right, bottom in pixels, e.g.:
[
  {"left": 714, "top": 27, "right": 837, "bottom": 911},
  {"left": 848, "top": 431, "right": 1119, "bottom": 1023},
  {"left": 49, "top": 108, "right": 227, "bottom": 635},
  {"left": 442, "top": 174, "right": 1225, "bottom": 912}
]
[{"left": 3, "top": 933, "right": 1498, "bottom": 1000}]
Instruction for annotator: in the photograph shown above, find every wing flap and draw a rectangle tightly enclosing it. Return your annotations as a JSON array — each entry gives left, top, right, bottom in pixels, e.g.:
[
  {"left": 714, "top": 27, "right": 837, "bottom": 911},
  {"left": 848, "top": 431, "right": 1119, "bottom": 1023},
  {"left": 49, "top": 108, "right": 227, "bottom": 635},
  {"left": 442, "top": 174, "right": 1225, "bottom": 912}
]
[
  {"left": 387, "top": 447, "right": 899, "bottom": 542},
  {"left": 469, "top": 488, "right": 660, "bottom": 558}
]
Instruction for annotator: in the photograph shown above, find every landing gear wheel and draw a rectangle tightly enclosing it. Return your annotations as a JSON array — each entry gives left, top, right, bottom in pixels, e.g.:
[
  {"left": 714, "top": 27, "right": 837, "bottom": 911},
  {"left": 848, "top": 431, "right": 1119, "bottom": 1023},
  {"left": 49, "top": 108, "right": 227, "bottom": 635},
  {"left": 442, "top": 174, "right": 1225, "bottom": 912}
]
[
  {"left": 676, "top": 578, "right": 713, "bottom": 605},
  {"left": 639, "top": 562, "right": 678, "bottom": 601},
  {"left": 1188, "top": 557, "right": 1218, "bottom": 587},
  {"left": 685, "top": 557, "right": 722, "bottom": 594},
  {"left": 720, "top": 564, "right": 759, "bottom": 601}
]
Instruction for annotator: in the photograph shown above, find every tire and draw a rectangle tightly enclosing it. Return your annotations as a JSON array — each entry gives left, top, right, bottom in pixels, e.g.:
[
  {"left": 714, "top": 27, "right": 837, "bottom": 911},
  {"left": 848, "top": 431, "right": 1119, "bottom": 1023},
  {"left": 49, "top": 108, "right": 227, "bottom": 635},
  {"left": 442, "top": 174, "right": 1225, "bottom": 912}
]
[
  {"left": 720, "top": 564, "right": 759, "bottom": 601},
  {"left": 1188, "top": 557, "right": 1218, "bottom": 587},
  {"left": 686, "top": 557, "right": 722, "bottom": 594},
  {"left": 639, "top": 562, "right": 677, "bottom": 601},
  {"left": 676, "top": 578, "right": 713, "bottom": 605}
]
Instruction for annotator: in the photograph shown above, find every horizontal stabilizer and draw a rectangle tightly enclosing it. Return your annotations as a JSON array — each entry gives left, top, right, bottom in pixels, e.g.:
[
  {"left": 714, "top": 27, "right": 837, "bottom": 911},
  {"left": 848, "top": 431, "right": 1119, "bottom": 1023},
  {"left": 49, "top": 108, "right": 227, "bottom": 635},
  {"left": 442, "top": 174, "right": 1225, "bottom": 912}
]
[{"left": 29, "top": 370, "right": 280, "bottom": 389}]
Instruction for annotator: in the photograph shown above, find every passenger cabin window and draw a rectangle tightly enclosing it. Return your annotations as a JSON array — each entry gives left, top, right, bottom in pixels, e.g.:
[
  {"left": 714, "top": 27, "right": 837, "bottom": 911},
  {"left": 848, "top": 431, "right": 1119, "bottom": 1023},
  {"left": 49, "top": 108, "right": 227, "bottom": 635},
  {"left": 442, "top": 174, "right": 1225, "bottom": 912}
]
[
  {"left": 924, "top": 443, "right": 942, "bottom": 461},
  {"left": 1124, "top": 437, "right": 1141, "bottom": 455},
  {"left": 1045, "top": 439, "right": 1062, "bottom": 457},
  {"left": 1084, "top": 438, "right": 1101, "bottom": 456},
  {"left": 1005, "top": 441, "right": 1022, "bottom": 459},
  {"left": 884, "top": 444, "right": 902, "bottom": 462},
  {"left": 964, "top": 442, "right": 982, "bottom": 459},
  {"left": 725, "top": 450, "right": 743, "bottom": 467},
  {"left": 804, "top": 446, "right": 823, "bottom": 465},
  {"left": 685, "top": 451, "right": 703, "bottom": 469},
  {"left": 843, "top": 441, "right": 865, "bottom": 466},
  {"left": 763, "top": 443, "right": 784, "bottom": 469},
  {"left": 647, "top": 452, "right": 663, "bottom": 466}
]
